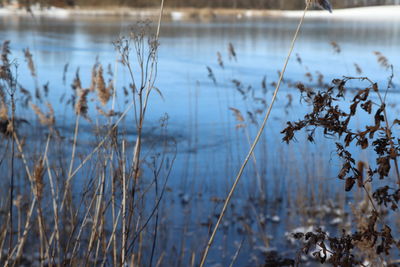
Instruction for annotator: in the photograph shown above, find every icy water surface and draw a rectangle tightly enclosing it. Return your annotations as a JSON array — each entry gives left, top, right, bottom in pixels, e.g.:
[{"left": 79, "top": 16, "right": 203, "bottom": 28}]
[
  {"left": 0, "top": 16, "right": 399, "bottom": 121},
  {"left": 1, "top": 14, "right": 400, "bottom": 266}
]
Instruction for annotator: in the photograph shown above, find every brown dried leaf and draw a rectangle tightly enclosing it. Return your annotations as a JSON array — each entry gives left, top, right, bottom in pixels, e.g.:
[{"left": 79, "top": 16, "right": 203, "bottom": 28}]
[
  {"left": 345, "top": 178, "right": 355, "bottom": 192},
  {"left": 229, "top": 107, "right": 244, "bottom": 122}
]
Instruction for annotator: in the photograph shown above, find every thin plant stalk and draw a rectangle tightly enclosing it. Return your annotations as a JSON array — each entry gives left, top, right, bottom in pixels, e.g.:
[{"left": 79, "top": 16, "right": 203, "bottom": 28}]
[
  {"left": 243, "top": 126, "right": 264, "bottom": 199},
  {"left": 64, "top": 114, "right": 81, "bottom": 209},
  {"left": 69, "top": 181, "right": 102, "bottom": 262},
  {"left": 6, "top": 199, "right": 36, "bottom": 267},
  {"left": 86, "top": 170, "right": 106, "bottom": 265},
  {"left": 67, "top": 0, "right": 165, "bottom": 182},
  {"left": 70, "top": 101, "right": 133, "bottom": 179},
  {"left": 228, "top": 238, "right": 244, "bottom": 267},
  {"left": 45, "top": 101, "right": 135, "bottom": 255},
  {"left": 34, "top": 133, "right": 52, "bottom": 266},
  {"left": 110, "top": 166, "right": 117, "bottom": 266},
  {"left": 6, "top": 132, "right": 35, "bottom": 266},
  {"left": 121, "top": 140, "right": 127, "bottom": 265},
  {"left": 0, "top": 223, "right": 7, "bottom": 262},
  {"left": 156, "top": 252, "right": 165, "bottom": 267},
  {"left": 44, "top": 133, "right": 61, "bottom": 267},
  {"left": 132, "top": 0, "right": 164, "bottom": 180},
  {"left": 149, "top": 158, "right": 160, "bottom": 267},
  {"left": 199, "top": 4, "right": 310, "bottom": 266},
  {"left": 110, "top": 55, "right": 118, "bottom": 267},
  {"left": 8, "top": 91, "right": 15, "bottom": 257},
  {"left": 100, "top": 209, "right": 122, "bottom": 267},
  {"left": 50, "top": 113, "right": 81, "bottom": 247},
  {"left": 5, "top": 131, "right": 38, "bottom": 264}
]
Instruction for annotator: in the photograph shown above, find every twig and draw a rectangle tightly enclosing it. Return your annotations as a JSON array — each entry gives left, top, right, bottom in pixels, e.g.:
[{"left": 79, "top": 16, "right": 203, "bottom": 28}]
[
  {"left": 228, "top": 237, "right": 244, "bottom": 267},
  {"left": 149, "top": 158, "right": 160, "bottom": 267},
  {"left": 121, "top": 140, "right": 127, "bottom": 265},
  {"left": 125, "top": 144, "right": 177, "bottom": 256},
  {"left": 343, "top": 75, "right": 400, "bottom": 186},
  {"left": 8, "top": 91, "right": 15, "bottom": 257},
  {"left": 43, "top": 132, "right": 61, "bottom": 267}
]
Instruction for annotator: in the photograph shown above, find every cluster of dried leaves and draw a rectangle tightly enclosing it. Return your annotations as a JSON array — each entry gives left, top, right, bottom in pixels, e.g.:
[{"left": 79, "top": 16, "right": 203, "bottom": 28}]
[
  {"left": 281, "top": 74, "right": 400, "bottom": 265},
  {"left": 292, "top": 211, "right": 399, "bottom": 266},
  {"left": 282, "top": 76, "right": 399, "bottom": 190}
]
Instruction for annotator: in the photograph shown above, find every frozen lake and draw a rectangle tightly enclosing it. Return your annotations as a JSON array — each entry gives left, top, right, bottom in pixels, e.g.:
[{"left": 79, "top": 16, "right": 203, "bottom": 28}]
[{"left": 1, "top": 13, "right": 400, "bottom": 266}]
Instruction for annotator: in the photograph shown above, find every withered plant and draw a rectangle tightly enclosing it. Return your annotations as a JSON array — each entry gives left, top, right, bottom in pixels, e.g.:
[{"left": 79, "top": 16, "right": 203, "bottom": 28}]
[
  {"left": 0, "top": 0, "right": 178, "bottom": 266},
  {"left": 281, "top": 71, "right": 400, "bottom": 265}
]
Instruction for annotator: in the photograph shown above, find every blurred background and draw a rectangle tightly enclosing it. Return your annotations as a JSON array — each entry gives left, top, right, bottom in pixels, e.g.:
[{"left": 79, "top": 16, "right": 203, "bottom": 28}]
[{"left": 2, "top": 0, "right": 400, "bottom": 9}]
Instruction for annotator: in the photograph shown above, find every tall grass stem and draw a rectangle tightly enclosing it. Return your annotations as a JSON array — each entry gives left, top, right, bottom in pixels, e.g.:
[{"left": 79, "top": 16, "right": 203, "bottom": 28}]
[{"left": 199, "top": 4, "right": 310, "bottom": 266}]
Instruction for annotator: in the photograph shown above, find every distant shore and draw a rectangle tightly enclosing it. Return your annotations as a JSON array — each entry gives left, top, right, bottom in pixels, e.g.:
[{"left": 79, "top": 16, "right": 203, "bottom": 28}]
[{"left": 0, "top": 5, "right": 399, "bottom": 21}]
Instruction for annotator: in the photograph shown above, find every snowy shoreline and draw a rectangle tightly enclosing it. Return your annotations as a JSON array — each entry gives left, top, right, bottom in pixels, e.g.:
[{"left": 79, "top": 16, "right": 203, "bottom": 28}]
[
  {"left": 282, "top": 5, "right": 400, "bottom": 20},
  {"left": 0, "top": 5, "right": 399, "bottom": 21}
]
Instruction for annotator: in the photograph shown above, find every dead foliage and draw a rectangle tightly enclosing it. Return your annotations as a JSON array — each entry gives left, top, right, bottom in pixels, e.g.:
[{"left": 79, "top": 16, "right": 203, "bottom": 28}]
[{"left": 282, "top": 74, "right": 400, "bottom": 265}]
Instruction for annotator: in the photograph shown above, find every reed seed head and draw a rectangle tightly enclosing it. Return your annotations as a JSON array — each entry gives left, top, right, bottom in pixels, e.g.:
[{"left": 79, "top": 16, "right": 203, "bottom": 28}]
[
  {"left": 31, "top": 102, "right": 55, "bottom": 126},
  {"left": 33, "top": 158, "right": 45, "bottom": 201},
  {"left": 96, "top": 65, "right": 111, "bottom": 105},
  {"left": 75, "top": 88, "right": 90, "bottom": 119}
]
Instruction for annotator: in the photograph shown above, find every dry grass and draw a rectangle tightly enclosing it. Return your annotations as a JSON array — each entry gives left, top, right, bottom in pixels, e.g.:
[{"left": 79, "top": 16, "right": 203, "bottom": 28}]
[
  {"left": 0, "top": 1, "right": 171, "bottom": 266},
  {"left": 96, "top": 65, "right": 111, "bottom": 106}
]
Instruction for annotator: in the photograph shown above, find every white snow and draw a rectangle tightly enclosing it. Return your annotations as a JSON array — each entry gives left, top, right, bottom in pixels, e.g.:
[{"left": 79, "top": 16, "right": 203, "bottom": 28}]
[
  {"left": 0, "top": 4, "right": 69, "bottom": 18},
  {"left": 282, "top": 5, "right": 400, "bottom": 20},
  {"left": 285, "top": 226, "right": 314, "bottom": 244},
  {"left": 0, "top": 5, "right": 398, "bottom": 20},
  {"left": 0, "top": 5, "right": 159, "bottom": 18},
  {"left": 271, "top": 215, "right": 281, "bottom": 223},
  {"left": 329, "top": 217, "right": 343, "bottom": 225},
  {"left": 170, "top": 11, "right": 185, "bottom": 20}
]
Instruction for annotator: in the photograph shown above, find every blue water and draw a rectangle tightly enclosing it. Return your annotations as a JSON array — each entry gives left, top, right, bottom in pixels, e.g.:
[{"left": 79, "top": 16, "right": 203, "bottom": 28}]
[{"left": 1, "top": 14, "right": 400, "bottom": 266}]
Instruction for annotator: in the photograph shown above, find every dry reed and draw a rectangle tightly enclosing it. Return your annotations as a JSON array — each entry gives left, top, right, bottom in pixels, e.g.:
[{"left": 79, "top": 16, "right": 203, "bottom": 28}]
[
  {"left": 96, "top": 65, "right": 111, "bottom": 105},
  {"left": 200, "top": 3, "right": 311, "bottom": 266}
]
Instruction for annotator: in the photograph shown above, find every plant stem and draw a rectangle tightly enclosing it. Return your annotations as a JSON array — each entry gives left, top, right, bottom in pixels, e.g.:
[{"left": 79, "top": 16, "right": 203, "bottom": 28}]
[
  {"left": 8, "top": 92, "right": 15, "bottom": 257},
  {"left": 199, "top": 4, "right": 310, "bottom": 266}
]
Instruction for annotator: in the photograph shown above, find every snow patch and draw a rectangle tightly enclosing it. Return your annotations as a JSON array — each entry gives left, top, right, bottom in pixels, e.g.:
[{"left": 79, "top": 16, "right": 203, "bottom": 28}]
[{"left": 282, "top": 5, "right": 400, "bottom": 20}]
